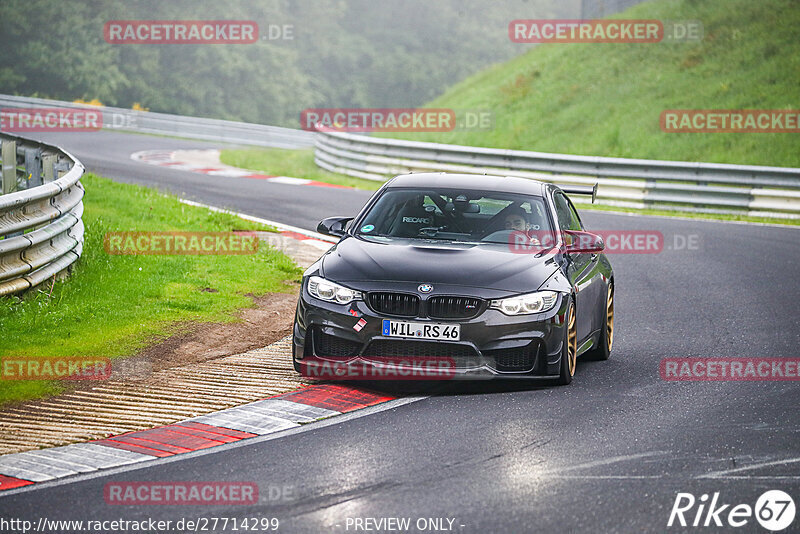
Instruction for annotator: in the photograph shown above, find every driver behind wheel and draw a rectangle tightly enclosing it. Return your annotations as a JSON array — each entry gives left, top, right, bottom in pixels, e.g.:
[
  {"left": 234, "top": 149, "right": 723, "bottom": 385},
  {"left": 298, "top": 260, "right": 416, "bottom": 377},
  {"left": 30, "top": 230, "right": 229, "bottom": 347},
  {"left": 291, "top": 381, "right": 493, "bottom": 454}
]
[{"left": 503, "top": 207, "right": 541, "bottom": 245}]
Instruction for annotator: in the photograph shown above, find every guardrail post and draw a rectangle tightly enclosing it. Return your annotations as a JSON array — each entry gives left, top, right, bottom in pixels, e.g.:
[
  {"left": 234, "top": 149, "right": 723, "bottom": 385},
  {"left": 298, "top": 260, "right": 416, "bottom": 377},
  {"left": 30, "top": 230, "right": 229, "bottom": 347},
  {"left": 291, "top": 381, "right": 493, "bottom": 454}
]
[
  {"left": 25, "top": 147, "right": 42, "bottom": 189},
  {"left": 42, "top": 153, "right": 57, "bottom": 183},
  {"left": 55, "top": 160, "right": 70, "bottom": 178},
  {"left": 2, "top": 139, "right": 16, "bottom": 194}
]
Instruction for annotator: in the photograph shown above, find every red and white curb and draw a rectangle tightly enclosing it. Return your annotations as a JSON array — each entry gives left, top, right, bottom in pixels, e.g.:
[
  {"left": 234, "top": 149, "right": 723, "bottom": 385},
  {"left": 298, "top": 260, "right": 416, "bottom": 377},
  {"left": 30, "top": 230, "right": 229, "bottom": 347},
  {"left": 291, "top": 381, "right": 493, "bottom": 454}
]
[
  {"left": 0, "top": 384, "right": 396, "bottom": 492},
  {"left": 0, "top": 201, "right": 352, "bottom": 493},
  {"left": 131, "top": 149, "right": 350, "bottom": 189}
]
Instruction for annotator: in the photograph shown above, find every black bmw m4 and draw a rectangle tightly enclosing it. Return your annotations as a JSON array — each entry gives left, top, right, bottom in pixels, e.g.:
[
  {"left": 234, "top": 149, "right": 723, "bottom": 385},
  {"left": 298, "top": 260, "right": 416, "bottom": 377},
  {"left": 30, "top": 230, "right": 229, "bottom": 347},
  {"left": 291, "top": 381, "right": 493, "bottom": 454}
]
[{"left": 293, "top": 173, "right": 614, "bottom": 385}]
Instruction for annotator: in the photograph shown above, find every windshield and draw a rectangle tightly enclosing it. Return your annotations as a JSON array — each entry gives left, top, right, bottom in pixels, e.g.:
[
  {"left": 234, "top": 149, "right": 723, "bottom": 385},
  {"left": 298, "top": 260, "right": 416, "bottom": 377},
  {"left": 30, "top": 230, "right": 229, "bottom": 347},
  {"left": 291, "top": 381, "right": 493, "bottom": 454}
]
[{"left": 355, "top": 188, "right": 552, "bottom": 243}]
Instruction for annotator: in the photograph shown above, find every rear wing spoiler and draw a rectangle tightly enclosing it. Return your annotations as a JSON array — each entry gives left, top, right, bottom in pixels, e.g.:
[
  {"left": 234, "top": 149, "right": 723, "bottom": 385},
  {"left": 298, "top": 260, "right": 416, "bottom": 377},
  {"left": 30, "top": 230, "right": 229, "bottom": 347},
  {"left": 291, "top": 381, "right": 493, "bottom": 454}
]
[{"left": 556, "top": 183, "right": 598, "bottom": 204}]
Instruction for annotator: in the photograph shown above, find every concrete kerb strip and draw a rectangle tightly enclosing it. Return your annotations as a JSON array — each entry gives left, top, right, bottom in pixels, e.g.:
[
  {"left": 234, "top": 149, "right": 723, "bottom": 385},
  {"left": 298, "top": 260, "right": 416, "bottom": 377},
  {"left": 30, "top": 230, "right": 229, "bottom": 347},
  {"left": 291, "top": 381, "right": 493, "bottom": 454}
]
[
  {"left": 0, "top": 196, "right": 347, "bottom": 491},
  {"left": 0, "top": 378, "right": 397, "bottom": 492}
]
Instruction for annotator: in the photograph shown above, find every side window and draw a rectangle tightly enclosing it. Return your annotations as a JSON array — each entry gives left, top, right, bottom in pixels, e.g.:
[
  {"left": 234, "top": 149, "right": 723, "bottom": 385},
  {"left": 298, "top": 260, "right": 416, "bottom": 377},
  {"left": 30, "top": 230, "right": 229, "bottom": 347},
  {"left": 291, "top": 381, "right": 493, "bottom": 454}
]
[
  {"left": 553, "top": 193, "right": 576, "bottom": 231},
  {"left": 565, "top": 197, "right": 584, "bottom": 231}
]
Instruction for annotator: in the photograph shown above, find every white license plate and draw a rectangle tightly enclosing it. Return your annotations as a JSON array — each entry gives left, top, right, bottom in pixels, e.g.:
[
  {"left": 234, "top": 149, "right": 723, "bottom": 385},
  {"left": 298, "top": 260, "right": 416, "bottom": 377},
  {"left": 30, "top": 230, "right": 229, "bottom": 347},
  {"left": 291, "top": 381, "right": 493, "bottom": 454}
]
[{"left": 382, "top": 319, "right": 460, "bottom": 341}]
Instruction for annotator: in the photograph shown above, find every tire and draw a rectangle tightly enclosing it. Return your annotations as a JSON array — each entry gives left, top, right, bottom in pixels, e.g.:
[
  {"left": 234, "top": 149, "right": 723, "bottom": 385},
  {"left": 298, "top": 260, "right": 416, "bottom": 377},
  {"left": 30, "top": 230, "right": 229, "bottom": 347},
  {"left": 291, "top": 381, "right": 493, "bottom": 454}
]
[
  {"left": 556, "top": 299, "right": 577, "bottom": 385},
  {"left": 585, "top": 283, "right": 614, "bottom": 361}
]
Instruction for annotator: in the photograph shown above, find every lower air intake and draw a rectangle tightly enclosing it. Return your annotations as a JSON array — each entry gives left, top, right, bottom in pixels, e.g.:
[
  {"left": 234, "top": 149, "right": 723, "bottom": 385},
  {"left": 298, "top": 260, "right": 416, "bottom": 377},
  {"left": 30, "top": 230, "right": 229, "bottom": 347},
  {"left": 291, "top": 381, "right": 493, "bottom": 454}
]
[
  {"left": 313, "top": 330, "right": 361, "bottom": 357},
  {"left": 484, "top": 342, "right": 538, "bottom": 373}
]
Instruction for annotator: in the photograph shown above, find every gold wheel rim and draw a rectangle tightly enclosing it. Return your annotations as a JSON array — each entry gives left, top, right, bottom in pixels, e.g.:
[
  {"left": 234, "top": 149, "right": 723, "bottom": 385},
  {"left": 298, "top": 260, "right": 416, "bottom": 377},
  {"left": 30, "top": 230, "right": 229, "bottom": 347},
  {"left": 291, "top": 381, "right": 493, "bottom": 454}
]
[
  {"left": 568, "top": 304, "right": 577, "bottom": 376},
  {"left": 606, "top": 286, "right": 614, "bottom": 352}
]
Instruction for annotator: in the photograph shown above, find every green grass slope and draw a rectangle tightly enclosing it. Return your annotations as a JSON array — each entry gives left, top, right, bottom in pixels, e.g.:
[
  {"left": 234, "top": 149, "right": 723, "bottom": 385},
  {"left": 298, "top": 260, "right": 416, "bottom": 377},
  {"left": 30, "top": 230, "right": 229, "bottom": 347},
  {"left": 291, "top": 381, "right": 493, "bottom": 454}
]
[
  {"left": 390, "top": 0, "right": 800, "bottom": 167},
  {"left": 0, "top": 174, "right": 301, "bottom": 405}
]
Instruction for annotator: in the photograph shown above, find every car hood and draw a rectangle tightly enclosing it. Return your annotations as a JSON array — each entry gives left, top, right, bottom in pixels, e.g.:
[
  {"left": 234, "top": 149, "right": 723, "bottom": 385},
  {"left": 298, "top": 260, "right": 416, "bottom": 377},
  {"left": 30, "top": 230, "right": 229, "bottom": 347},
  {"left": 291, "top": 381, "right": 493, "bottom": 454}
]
[{"left": 320, "top": 236, "right": 558, "bottom": 293}]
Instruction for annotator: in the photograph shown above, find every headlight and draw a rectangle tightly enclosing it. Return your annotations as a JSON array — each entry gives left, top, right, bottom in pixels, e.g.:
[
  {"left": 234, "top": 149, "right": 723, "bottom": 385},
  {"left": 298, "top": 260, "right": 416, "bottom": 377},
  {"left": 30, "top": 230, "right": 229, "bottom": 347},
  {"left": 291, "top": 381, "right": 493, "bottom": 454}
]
[
  {"left": 489, "top": 291, "right": 559, "bottom": 315},
  {"left": 308, "top": 276, "right": 362, "bottom": 304}
]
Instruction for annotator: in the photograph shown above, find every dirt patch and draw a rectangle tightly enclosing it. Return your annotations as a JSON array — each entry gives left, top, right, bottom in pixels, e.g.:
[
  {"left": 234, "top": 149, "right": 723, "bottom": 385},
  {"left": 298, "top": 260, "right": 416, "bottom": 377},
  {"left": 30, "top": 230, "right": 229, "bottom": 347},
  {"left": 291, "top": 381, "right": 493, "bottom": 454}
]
[
  {"left": 0, "top": 287, "right": 302, "bottom": 414},
  {"left": 140, "top": 288, "right": 300, "bottom": 372}
]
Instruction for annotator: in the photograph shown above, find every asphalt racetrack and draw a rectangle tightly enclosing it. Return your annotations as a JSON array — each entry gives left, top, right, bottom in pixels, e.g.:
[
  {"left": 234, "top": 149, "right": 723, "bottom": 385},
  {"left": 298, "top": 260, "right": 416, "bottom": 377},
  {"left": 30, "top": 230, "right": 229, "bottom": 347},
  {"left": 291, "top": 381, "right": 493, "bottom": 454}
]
[{"left": 3, "top": 130, "right": 799, "bottom": 533}]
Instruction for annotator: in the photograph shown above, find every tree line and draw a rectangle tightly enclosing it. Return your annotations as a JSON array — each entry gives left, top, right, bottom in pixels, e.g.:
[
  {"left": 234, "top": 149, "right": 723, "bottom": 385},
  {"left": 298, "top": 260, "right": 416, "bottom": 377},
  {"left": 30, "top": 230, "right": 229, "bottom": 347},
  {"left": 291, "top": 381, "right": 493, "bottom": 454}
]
[{"left": 0, "top": 0, "right": 576, "bottom": 127}]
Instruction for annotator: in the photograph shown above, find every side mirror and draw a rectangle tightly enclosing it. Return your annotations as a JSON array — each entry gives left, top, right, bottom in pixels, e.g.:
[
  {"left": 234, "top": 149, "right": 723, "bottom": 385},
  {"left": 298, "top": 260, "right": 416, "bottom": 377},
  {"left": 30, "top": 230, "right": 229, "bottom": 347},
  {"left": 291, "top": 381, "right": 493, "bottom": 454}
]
[
  {"left": 317, "top": 217, "right": 352, "bottom": 238},
  {"left": 563, "top": 230, "right": 605, "bottom": 254}
]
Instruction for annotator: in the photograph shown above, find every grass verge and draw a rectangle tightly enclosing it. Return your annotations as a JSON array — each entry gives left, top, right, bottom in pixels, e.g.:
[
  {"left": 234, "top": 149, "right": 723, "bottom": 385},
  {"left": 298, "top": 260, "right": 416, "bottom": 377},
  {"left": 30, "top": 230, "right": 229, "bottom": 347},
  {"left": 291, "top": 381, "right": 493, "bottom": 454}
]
[
  {"left": 0, "top": 174, "right": 302, "bottom": 406},
  {"left": 382, "top": 0, "right": 800, "bottom": 168}
]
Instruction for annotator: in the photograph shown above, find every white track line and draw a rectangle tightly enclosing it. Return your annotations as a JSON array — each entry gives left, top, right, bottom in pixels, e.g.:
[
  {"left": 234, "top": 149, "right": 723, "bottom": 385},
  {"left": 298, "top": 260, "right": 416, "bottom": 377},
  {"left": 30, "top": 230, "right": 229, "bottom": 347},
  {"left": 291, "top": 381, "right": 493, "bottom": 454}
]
[
  {"left": 177, "top": 198, "right": 337, "bottom": 243},
  {"left": 697, "top": 457, "right": 800, "bottom": 479}
]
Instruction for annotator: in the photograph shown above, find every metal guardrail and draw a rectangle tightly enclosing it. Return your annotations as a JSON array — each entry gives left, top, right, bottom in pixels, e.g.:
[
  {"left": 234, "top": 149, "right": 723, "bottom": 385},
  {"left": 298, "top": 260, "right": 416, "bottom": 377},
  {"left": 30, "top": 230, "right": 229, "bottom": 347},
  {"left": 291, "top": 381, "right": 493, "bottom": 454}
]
[
  {"left": 0, "top": 134, "right": 85, "bottom": 296},
  {"left": 313, "top": 129, "right": 800, "bottom": 218},
  {"left": 2, "top": 94, "right": 797, "bottom": 218},
  {"left": 0, "top": 94, "right": 314, "bottom": 149}
]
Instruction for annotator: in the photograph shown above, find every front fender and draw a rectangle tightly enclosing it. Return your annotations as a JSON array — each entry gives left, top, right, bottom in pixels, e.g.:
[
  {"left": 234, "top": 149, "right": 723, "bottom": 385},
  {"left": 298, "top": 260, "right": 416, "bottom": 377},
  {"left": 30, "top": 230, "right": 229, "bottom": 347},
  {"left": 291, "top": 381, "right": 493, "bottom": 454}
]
[{"left": 538, "top": 268, "right": 572, "bottom": 293}]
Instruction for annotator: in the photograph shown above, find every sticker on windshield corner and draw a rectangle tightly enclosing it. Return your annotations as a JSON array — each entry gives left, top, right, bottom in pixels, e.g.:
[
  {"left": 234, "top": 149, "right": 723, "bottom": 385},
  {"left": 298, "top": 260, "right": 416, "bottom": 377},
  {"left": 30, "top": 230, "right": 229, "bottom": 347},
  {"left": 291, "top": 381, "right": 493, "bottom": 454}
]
[{"left": 360, "top": 224, "right": 374, "bottom": 233}]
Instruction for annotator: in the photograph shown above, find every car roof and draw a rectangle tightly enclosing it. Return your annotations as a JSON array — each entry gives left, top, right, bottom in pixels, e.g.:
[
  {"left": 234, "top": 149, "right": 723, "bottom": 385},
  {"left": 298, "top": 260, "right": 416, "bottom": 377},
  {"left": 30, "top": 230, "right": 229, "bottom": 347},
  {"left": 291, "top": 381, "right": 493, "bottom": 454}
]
[{"left": 385, "top": 173, "right": 548, "bottom": 196}]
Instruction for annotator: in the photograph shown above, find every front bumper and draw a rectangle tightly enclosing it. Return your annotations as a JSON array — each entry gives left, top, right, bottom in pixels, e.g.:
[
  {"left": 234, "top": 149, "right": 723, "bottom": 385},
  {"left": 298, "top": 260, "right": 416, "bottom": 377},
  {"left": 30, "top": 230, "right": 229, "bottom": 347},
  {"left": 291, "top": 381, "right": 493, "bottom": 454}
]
[{"left": 292, "top": 284, "right": 570, "bottom": 380}]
